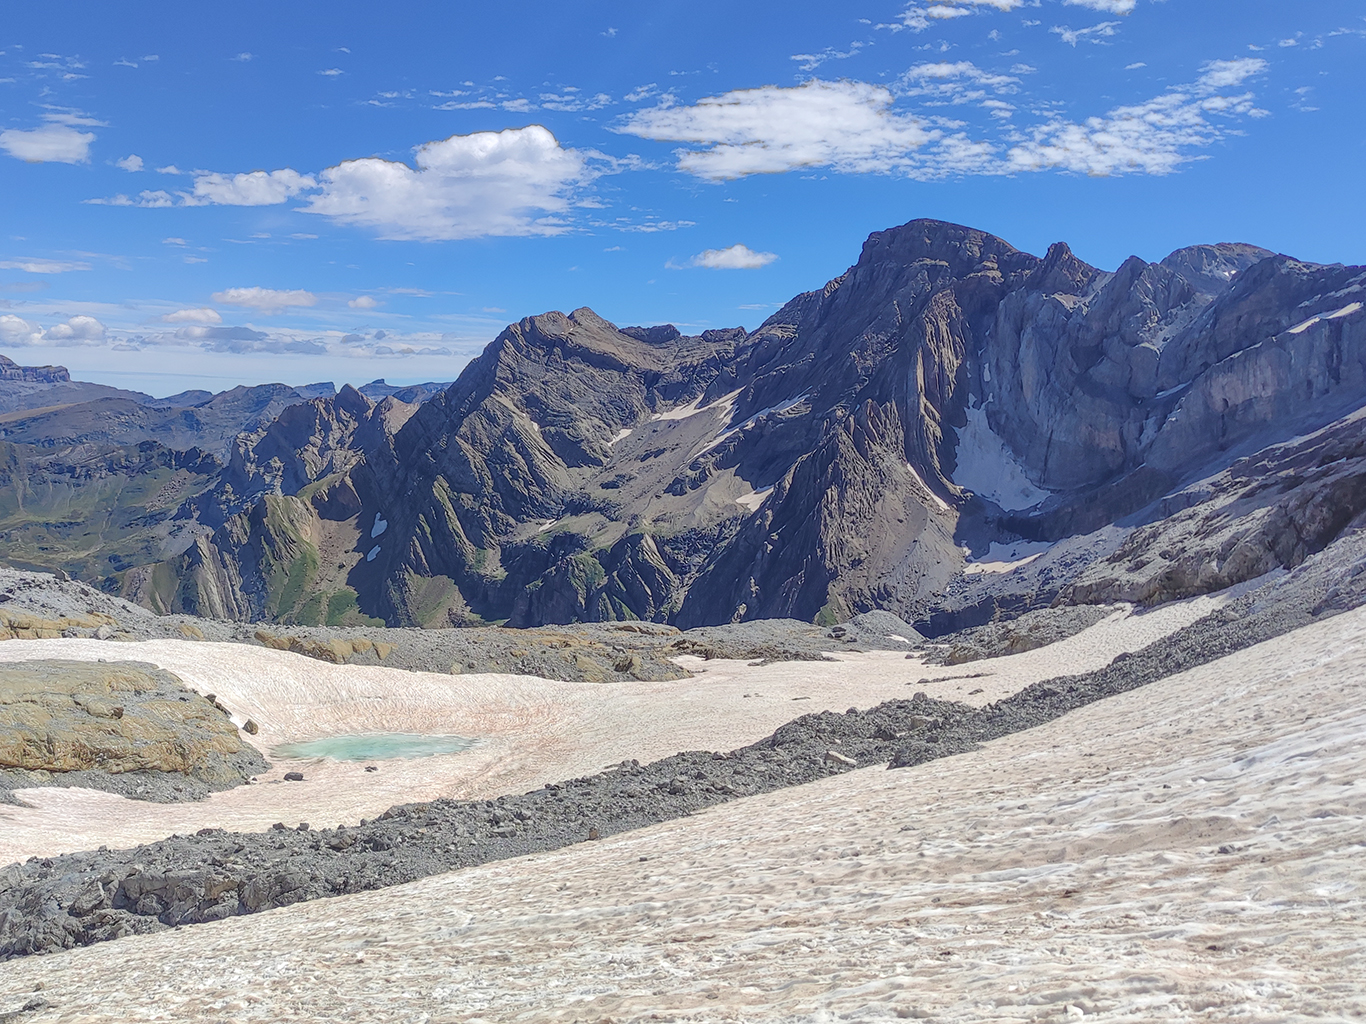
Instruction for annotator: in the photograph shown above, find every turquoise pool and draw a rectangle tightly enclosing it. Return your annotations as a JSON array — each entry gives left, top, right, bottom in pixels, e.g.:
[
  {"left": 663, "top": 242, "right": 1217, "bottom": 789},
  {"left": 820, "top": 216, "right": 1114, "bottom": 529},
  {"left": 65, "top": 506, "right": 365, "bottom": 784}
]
[{"left": 273, "top": 733, "right": 476, "bottom": 761}]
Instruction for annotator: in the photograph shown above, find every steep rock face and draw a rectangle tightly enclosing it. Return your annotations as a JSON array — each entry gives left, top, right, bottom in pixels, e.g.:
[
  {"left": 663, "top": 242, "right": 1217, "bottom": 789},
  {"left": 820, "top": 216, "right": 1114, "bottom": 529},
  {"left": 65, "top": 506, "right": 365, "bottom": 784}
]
[
  {"left": 678, "top": 401, "right": 959, "bottom": 626},
  {"left": 0, "top": 355, "right": 69, "bottom": 383},
  {"left": 1061, "top": 406, "right": 1366, "bottom": 606},
  {"left": 107, "top": 218, "right": 1366, "bottom": 631},
  {"left": 357, "top": 308, "right": 752, "bottom": 625}
]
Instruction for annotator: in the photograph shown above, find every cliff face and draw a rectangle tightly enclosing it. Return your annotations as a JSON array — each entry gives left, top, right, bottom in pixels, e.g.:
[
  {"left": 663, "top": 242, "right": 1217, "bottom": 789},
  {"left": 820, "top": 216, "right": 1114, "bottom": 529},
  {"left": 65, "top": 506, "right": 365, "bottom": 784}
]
[
  {"left": 106, "top": 218, "right": 1366, "bottom": 630},
  {"left": 0, "top": 355, "right": 69, "bottom": 383}
]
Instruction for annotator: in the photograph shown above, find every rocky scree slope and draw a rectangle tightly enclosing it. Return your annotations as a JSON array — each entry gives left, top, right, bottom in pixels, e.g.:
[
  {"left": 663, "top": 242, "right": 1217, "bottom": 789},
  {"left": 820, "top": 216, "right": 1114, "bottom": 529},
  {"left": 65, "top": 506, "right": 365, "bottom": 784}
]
[
  {"left": 3, "top": 519, "right": 1364, "bottom": 959},
  {"left": 122, "top": 219, "right": 1366, "bottom": 632}
]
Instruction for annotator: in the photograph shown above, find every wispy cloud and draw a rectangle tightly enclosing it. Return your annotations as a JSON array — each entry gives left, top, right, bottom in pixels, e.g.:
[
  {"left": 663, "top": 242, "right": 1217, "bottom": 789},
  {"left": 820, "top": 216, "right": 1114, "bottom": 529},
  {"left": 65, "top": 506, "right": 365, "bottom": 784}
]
[
  {"left": 1064, "top": 0, "right": 1137, "bottom": 13},
  {"left": 880, "top": 0, "right": 1022, "bottom": 32},
  {"left": 211, "top": 287, "right": 318, "bottom": 314},
  {"left": 0, "top": 258, "right": 91, "bottom": 273},
  {"left": 1051, "top": 22, "right": 1121, "bottom": 46},
  {"left": 790, "top": 42, "right": 867, "bottom": 72},
  {"left": 1006, "top": 57, "right": 1269, "bottom": 175},
  {"left": 617, "top": 79, "right": 941, "bottom": 179}
]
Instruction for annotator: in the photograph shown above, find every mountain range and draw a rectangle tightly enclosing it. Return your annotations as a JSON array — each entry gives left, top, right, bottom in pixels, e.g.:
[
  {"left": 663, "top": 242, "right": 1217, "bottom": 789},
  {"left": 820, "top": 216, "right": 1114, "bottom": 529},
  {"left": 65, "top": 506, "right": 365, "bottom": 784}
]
[{"left": 1, "top": 218, "right": 1362, "bottom": 634}]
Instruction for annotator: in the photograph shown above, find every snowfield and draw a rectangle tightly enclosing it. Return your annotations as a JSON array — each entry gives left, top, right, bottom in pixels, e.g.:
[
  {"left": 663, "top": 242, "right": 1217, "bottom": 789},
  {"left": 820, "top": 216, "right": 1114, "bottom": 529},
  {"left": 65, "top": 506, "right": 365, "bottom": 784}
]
[
  {"left": 1, "top": 602, "right": 1363, "bottom": 1021},
  {"left": 0, "top": 592, "right": 1233, "bottom": 865}
]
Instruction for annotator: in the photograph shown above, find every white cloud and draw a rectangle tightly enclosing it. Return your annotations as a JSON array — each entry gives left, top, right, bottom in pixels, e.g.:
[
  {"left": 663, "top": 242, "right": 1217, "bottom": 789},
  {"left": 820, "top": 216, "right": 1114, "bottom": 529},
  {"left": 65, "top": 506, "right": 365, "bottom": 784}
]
[
  {"left": 84, "top": 190, "right": 177, "bottom": 208},
  {"left": 0, "top": 123, "right": 95, "bottom": 163},
  {"left": 791, "top": 42, "right": 866, "bottom": 72},
  {"left": 115, "top": 154, "right": 144, "bottom": 171},
  {"left": 617, "top": 79, "right": 939, "bottom": 179},
  {"left": 1064, "top": 0, "right": 1137, "bottom": 13},
  {"left": 896, "top": 61, "right": 1020, "bottom": 104},
  {"left": 1196, "top": 57, "right": 1267, "bottom": 91},
  {"left": 161, "top": 307, "right": 222, "bottom": 324},
  {"left": 188, "top": 168, "right": 316, "bottom": 206},
  {"left": 687, "top": 244, "right": 778, "bottom": 269},
  {"left": 156, "top": 164, "right": 182, "bottom": 174},
  {"left": 0, "top": 259, "right": 91, "bottom": 273},
  {"left": 0, "top": 313, "right": 106, "bottom": 346},
  {"left": 883, "top": 0, "right": 1022, "bottom": 31},
  {"left": 1007, "top": 60, "right": 1270, "bottom": 176},
  {"left": 348, "top": 295, "right": 379, "bottom": 309},
  {"left": 44, "top": 315, "right": 106, "bottom": 342},
  {"left": 211, "top": 287, "right": 318, "bottom": 314},
  {"left": 1052, "top": 22, "right": 1121, "bottom": 46},
  {"left": 0, "top": 314, "right": 43, "bottom": 346},
  {"left": 232, "top": 53, "right": 253, "bottom": 62},
  {"left": 302, "top": 125, "right": 594, "bottom": 241},
  {"left": 319, "top": 68, "right": 344, "bottom": 76},
  {"left": 1126, "top": 62, "right": 1147, "bottom": 70}
]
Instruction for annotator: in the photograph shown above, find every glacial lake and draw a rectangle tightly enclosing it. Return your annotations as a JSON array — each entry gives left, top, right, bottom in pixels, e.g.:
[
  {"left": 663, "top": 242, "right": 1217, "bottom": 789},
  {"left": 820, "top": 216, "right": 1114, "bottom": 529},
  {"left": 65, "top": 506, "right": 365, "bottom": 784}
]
[{"left": 273, "top": 733, "right": 477, "bottom": 762}]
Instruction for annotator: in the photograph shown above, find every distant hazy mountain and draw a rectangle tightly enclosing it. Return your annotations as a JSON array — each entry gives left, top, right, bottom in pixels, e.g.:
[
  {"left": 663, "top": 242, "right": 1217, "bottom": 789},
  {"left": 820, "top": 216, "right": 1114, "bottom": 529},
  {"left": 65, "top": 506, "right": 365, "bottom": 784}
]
[{"left": 4, "top": 218, "right": 1364, "bottom": 633}]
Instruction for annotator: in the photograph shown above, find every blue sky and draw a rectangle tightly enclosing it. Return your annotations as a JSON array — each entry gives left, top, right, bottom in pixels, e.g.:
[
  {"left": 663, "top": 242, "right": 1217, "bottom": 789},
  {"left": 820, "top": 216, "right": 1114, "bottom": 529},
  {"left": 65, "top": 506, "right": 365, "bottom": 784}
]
[{"left": 1, "top": 0, "right": 1363, "bottom": 396}]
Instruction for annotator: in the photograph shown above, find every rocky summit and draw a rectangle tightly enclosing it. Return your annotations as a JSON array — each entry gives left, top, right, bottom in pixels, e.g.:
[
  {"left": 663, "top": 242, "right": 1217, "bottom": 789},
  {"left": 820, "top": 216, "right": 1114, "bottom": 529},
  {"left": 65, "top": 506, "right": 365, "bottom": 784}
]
[{"left": 0, "top": 218, "right": 1362, "bottom": 637}]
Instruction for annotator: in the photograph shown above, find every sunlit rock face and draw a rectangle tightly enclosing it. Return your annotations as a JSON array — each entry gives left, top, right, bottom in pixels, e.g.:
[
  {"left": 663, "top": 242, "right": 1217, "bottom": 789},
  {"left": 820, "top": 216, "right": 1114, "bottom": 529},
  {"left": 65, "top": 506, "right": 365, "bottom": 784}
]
[{"left": 44, "top": 217, "right": 1361, "bottom": 630}]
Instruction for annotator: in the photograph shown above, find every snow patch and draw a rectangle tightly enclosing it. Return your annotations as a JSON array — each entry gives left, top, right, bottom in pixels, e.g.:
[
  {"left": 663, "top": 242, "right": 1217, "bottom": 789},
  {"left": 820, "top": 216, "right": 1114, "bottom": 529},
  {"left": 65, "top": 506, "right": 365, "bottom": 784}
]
[
  {"left": 963, "top": 539, "right": 1056, "bottom": 575},
  {"left": 651, "top": 388, "right": 742, "bottom": 422},
  {"left": 608, "top": 428, "right": 633, "bottom": 446},
  {"left": 953, "top": 406, "right": 1050, "bottom": 512},
  {"left": 695, "top": 391, "right": 809, "bottom": 456},
  {"left": 365, "top": 545, "right": 380, "bottom": 562},
  {"left": 905, "top": 464, "right": 950, "bottom": 512},
  {"left": 734, "top": 486, "right": 773, "bottom": 513},
  {"left": 537, "top": 519, "right": 558, "bottom": 533},
  {"left": 370, "top": 514, "right": 388, "bottom": 539},
  {"left": 1288, "top": 302, "right": 1363, "bottom": 335}
]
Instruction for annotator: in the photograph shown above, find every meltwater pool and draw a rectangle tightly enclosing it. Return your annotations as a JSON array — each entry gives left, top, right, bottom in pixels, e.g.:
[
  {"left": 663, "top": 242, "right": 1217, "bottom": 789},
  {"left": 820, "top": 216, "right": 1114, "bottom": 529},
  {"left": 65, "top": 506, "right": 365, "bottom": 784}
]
[{"left": 272, "top": 733, "right": 477, "bottom": 761}]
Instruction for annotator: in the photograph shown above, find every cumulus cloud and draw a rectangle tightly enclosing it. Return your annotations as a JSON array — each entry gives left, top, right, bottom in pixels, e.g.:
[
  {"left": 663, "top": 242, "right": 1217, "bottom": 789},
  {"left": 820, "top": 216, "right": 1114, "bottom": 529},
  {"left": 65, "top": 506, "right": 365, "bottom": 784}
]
[
  {"left": 617, "top": 79, "right": 939, "bottom": 179},
  {"left": 0, "top": 314, "right": 43, "bottom": 346},
  {"left": 115, "top": 154, "right": 144, "bottom": 171},
  {"left": 44, "top": 315, "right": 106, "bottom": 342},
  {"left": 348, "top": 295, "right": 379, "bottom": 309},
  {"left": 686, "top": 244, "right": 778, "bottom": 269},
  {"left": 188, "top": 168, "right": 316, "bottom": 206},
  {"left": 161, "top": 307, "right": 222, "bottom": 324},
  {"left": 0, "top": 123, "right": 95, "bottom": 163},
  {"left": 1006, "top": 59, "right": 1269, "bottom": 176},
  {"left": 211, "top": 287, "right": 318, "bottom": 314},
  {"left": 0, "top": 259, "right": 91, "bottom": 274},
  {"left": 0, "top": 313, "right": 105, "bottom": 345},
  {"left": 302, "top": 125, "right": 593, "bottom": 240}
]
